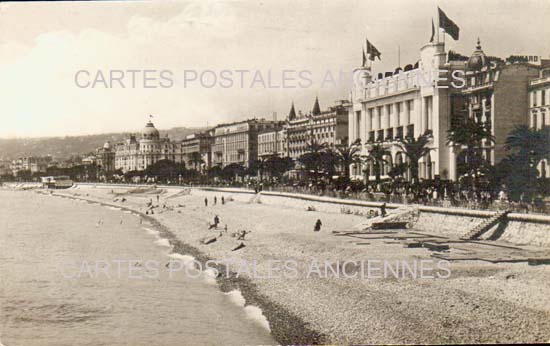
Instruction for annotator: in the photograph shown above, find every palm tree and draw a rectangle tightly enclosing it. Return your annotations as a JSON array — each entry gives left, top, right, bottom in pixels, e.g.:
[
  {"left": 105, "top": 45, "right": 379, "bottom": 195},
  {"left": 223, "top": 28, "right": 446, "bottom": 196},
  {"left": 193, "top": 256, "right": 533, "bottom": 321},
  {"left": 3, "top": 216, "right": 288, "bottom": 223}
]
[
  {"left": 361, "top": 144, "right": 391, "bottom": 186},
  {"left": 221, "top": 163, "right": 245, "bottom": 181},
  {"left": 207, "top": 165, "right": 222, "bottom": 180},
  {"left": 335, "top": 139, "right": 362, "bottom": 179},
  {"left": 500, "top": 125, "right": 550, "bottom": 200},
  {"left": 505, "top": 125, "right": 550, "bottom": 165},
  {"left": 396, "top": 132, "right": 435, "bottom": 184},
  {"left": 387, "top": 162, "right": 408, "bottom": 182},
  {"left": 446, "top": 117, "right": 495, "bottom": 174},
  {"left": 262, "top": 154, "right": 294, "bottom": 180},
  {"left": 306, "top": 138, "right": 328, "bottom": 155},
  {"left": 320, "top": 148, "right": 340, "bottom": 178},
  {"left": 188, "top": 152, "right": 205, "bottom": 172},
  {"left": 298, "top": 139, "right": 328, "bottom": 180}
]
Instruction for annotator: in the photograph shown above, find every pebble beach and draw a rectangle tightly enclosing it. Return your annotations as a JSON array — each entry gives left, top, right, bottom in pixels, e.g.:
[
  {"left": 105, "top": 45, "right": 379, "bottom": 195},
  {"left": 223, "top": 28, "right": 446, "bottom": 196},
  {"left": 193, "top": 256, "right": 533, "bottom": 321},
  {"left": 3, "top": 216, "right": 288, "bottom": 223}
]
[{"left": 42, "top": 184, "right": 550, "bottom": 344}]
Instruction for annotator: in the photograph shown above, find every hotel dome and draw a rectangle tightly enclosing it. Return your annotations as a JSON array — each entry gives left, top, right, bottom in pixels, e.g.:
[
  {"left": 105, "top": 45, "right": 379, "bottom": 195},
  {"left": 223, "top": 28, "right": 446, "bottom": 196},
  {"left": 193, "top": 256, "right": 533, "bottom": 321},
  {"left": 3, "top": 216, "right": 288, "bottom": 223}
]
[
  {"left": 468, "top": 38, "right": 488, "bottom": 70},
  {"left": 142, "top": 121, "right": 160, "bottom": 139}
]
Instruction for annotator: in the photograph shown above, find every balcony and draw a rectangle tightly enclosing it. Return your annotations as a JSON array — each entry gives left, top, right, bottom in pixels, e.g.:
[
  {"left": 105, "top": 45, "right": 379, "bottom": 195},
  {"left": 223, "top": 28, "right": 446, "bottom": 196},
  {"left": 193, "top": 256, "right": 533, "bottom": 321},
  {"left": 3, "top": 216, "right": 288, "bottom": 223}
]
[{"left": 530, "top": 76, "right": 550, "bottom": 87}]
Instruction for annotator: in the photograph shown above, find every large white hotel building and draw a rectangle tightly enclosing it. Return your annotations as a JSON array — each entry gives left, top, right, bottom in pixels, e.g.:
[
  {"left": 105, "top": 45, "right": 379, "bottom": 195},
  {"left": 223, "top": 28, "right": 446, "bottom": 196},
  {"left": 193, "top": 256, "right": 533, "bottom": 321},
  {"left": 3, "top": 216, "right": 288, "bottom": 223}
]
[
  {"left": 349, "top": 42, "right": 455, "bottom": 181},
  {"left": 349, "top": 38, "right": 545, "bottom": 182}
]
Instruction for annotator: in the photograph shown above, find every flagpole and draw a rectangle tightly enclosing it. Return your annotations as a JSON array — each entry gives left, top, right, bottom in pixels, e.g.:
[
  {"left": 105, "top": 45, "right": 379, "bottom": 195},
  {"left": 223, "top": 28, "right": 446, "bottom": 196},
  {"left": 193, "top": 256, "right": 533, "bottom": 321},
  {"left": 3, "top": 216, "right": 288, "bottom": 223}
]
[
  {"left": 398, "top": 45, "right": 401, "bottom": 68},
  {"left": 436, "top": 7, "right": 440, "bottom": 44},
  {"left": 366, "top": 36, "right": 372, "bottom": 70}
]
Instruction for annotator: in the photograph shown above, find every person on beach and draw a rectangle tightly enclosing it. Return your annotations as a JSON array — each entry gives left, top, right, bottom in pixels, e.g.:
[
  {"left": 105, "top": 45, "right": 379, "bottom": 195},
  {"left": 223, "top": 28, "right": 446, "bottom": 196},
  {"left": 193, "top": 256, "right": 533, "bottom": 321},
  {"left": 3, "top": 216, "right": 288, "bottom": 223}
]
[
  {"left": 156, "top": 195, "right": 159, "bottom": 203},
  {"left": 204, "top": 198, "right": 208, "bottom": 207},
  {"left": 214, "top": 196, "right": 217, "bottom": 205},
  {"left": 221, "top": 196, "right": 225, "bottom": 205},
  {"left": 380, "top": 203, "right": 387, "bottom": 217},
  {"left": 214, "top": 215, "right": 220, "bottom": 227},
  {"left": 314, "top": 219, "right": 322, "bottom": 232}
]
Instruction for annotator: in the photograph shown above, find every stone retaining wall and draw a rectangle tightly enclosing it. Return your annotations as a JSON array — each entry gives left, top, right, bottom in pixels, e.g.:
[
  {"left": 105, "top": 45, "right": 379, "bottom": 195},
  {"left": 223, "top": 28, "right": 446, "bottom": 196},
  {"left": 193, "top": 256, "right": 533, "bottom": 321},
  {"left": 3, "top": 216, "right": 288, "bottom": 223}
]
[
  {"left": 77, "top": 184, "right": 550, "bottom": 248},
  {"left": 195, "top": 187, "right": 550, "bottom": 248}
]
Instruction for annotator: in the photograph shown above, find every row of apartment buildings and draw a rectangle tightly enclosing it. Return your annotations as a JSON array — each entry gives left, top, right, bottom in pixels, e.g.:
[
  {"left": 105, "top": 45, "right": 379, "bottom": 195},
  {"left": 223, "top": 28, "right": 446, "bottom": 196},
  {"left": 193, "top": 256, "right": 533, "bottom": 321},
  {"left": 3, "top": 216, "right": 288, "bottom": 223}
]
[
  {"left": 3, "top": 154, "right": 113, "bottom": 176},
  {"left": 93, "top": 96, "right": 349, "bottom": 175},
  {"left": 96, "top": 38, "right": 548, "bottom": 181},
  {"left": 36, "top": 35, "right": 533, "bottom": 182}
]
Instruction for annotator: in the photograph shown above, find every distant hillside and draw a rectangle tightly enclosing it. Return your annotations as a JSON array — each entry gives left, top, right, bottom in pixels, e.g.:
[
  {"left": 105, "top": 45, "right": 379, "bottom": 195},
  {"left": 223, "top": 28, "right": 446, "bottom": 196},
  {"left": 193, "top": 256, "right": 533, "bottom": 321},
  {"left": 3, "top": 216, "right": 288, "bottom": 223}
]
[{"left": 0, "top": 127, "right": 207, "bottom": 160}]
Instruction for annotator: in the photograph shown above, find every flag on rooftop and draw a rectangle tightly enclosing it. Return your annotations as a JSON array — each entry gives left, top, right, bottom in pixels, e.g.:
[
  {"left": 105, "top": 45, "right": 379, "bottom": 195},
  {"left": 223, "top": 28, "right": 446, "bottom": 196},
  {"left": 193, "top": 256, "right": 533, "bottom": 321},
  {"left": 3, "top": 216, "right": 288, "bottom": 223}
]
[
  {"left": 430, "top": 19, "right": 435, "bottom": 43},
  {"left": 366, "top": 40, "right": 381, "bottom": 61},
  {"left": 438, "top": 7, "right": 460, "bottom": 40}
]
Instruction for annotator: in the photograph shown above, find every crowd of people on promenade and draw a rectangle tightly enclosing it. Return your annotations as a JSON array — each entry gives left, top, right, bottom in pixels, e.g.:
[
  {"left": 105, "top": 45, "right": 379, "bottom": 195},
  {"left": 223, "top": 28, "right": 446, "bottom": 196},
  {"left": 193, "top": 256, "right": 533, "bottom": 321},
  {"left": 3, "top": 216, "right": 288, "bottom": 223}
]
[
  {"left": 259, "top": 179, "right": 548, "bottom": 215},
  {"left": 98, "top": 176, "right": 548, "bottom": 215}
]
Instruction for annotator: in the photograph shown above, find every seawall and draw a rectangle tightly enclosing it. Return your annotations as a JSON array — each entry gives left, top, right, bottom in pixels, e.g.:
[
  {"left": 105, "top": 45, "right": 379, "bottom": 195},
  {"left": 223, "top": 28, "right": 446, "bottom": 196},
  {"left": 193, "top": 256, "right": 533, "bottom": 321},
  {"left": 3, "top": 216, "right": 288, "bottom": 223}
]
[
  {"left": 198, "top": 187, "right": 550, "bottom": 248},
  {"left": 76, "top": 183, "right": 550, "bottom": 248}
]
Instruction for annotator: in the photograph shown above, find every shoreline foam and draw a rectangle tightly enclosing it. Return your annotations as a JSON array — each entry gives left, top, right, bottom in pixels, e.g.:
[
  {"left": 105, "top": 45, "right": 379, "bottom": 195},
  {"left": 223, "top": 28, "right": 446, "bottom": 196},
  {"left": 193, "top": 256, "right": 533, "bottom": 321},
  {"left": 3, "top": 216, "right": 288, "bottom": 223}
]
[{"left": 41, "top": 189, "right": 327, "bottom": 345}]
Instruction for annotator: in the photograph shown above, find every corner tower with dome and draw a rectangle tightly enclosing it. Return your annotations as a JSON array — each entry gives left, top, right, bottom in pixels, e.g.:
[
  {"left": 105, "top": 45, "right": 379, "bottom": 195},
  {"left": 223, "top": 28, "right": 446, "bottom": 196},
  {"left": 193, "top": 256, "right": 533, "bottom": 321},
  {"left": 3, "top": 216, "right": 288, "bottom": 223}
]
[
  {"left": 113, "top": 120, "right": 184, "bottom": 173},
  {"left": 95, "top": 140, "right": 115, "bottom": 173},
  {"left": 457, "top": 38, "right": 541, "bottom": 172}
]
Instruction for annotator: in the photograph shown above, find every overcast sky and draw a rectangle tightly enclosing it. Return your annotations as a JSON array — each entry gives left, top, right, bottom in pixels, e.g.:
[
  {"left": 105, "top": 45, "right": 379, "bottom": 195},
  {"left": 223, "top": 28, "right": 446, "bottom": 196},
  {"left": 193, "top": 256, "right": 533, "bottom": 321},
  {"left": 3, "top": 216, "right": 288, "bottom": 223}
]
[{"left": 1, "top": 0, "right": 549, "bottom": 138}]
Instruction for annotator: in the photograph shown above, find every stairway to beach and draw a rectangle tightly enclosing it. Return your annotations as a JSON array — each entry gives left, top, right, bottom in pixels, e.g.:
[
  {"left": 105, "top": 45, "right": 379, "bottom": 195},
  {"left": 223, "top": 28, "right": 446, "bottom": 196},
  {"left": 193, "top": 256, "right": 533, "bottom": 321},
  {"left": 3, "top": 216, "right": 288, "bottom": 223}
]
[{"left": 460, "top": 210, "right": 510, "bottom": 240}]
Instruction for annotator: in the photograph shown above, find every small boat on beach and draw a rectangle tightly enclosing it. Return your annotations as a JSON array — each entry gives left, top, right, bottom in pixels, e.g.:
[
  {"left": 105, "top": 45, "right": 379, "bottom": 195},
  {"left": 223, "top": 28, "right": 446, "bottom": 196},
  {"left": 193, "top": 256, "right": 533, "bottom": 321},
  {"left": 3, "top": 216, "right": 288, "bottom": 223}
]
[
  {"left": 371, "top": 221, "right": 409, "bottom": 230},
  {"left": 41, "top": 175, "right": 73, "bottom": 189}
]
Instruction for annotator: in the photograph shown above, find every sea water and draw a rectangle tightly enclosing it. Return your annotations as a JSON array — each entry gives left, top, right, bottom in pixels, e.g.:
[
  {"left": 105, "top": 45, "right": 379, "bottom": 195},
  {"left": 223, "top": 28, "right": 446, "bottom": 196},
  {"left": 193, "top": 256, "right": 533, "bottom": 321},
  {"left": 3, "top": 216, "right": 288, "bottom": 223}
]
[{"left": 0, "top": 190, "right": 274, "bottom": 346}]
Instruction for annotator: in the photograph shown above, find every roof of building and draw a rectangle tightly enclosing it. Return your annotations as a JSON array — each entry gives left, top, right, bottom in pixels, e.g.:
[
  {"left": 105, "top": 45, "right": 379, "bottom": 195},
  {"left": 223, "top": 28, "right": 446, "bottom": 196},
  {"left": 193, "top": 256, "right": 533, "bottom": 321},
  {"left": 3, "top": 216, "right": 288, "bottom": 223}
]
[
  {"left": 142, "top": 121, "right": 160, "bottom": 136},
  {"left": 312, "top": 96, "right": 321, "bottom": 115},
  {"left": 467, "top": 38, "right": 489, "bottom": 70},
  {"left": 288, "top": 102, "right": 297, "bottom": 120}
]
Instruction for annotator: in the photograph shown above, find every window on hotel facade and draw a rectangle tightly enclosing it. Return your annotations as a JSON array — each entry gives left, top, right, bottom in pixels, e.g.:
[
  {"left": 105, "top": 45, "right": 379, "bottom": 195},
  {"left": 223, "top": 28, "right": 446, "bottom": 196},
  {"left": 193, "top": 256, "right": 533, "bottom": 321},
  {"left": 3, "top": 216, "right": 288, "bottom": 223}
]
[
  {"left": 368, "top": 109, "right": 374, "bottom": 130},
  {"left": 533, "top": 92, "right": 538, "bottom": 107},
  {"left": 406, "top": 124, "right": 414, "bottom": 138},
  {"left": 542, "top": 90, "right": 547, "bottom": 106}
]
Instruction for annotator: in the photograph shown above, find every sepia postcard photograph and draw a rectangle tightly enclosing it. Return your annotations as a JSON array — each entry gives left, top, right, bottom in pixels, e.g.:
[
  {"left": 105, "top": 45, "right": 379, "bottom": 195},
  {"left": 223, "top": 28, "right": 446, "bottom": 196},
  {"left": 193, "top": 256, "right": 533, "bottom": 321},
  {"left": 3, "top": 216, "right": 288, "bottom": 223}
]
[{"left": 0, "top": 0, "right": 549, "bottom": 345}]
